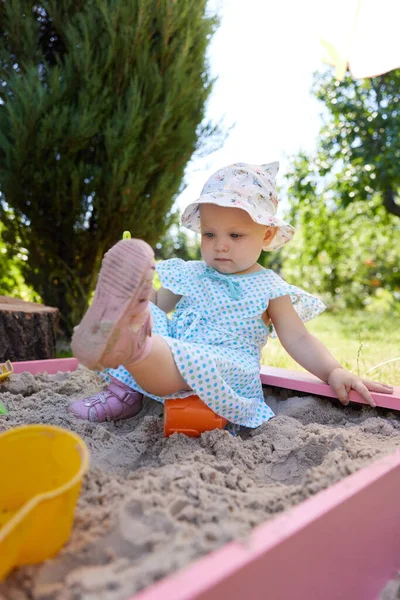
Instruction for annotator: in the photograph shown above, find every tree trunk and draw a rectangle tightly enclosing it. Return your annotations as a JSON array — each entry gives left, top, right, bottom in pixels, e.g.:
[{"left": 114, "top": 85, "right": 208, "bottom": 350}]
[{"left": 0, "top": 297, "right": 59, "bottom": 362}]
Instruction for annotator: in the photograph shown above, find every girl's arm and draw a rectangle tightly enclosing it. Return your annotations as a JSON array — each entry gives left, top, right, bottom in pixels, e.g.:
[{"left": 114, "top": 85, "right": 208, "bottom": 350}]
[
  {"left": 151, "top": 287, "right": 182, "bottom": 314},
  {"left": 267, "top": 295, "right": 393, "bottom": 407}
]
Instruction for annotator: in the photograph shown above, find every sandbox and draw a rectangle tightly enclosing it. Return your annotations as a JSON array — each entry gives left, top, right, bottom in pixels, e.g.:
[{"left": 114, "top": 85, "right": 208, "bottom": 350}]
[{"left": 0, "top": 358, "right": 399, "bottom": 600}]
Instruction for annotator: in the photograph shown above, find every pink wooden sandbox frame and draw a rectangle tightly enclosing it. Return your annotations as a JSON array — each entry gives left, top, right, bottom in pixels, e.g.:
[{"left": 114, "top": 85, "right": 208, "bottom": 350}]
[
  {"left": 260, "top": 365, "right": 400, "bottom": 410},
  {"left": 9, "top": 358, "right": 400, "bottom": 600}
]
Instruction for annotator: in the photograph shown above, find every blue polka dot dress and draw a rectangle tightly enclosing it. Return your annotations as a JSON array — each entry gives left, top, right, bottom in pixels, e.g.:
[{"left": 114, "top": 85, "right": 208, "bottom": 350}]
[{"left": 103, "top": 259, "right": 325, "bottom": 428}]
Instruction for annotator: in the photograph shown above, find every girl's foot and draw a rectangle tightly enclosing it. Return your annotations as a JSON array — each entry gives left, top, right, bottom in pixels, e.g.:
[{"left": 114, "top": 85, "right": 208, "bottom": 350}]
[
  {"left": 71, "top": 239, "right": 155, "bottom": 370},
  {"left": 68, "top": 377, "right": 143, "bottom": 422}
]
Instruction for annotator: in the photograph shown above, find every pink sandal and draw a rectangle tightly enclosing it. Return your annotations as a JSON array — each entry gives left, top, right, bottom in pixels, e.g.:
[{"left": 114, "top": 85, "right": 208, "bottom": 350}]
[
  {"left": 68, "top": 377, "right": 143, "bottom": 422},
  {"left": 71, "top": 239, "right": 155, "bottom": 370}
]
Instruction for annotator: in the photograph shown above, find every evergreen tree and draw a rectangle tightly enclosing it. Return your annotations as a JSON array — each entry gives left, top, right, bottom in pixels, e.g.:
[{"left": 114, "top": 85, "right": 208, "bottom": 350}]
[{"left": 0, "top": 0, "right": 219, "bottom": 333}]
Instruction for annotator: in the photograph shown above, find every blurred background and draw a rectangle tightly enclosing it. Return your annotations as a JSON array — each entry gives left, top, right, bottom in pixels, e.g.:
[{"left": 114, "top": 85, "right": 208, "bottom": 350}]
[{"left": 0, "top": 0, "right": 399, "bottom": 379}]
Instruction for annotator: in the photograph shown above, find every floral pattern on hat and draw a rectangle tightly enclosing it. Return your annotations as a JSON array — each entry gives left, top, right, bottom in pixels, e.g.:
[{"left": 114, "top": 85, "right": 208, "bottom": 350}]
[{"left": 181, "top": 161, "right": 295, "bottom": 251}]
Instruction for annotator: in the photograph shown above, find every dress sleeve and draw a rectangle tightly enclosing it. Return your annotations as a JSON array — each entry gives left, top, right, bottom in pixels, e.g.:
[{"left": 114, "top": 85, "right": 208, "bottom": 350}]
[
  {"left": 156, "top": 258, "right": 191, "bottom": 296},
  {"left": 265, "top": 270, "right": 326, "bottom": 338}
]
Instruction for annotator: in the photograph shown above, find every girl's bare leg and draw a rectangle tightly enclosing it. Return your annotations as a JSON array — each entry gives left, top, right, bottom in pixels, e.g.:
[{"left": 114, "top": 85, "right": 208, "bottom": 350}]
[{"left": 125, "top": 334, "right": 191, "bottom": 396}]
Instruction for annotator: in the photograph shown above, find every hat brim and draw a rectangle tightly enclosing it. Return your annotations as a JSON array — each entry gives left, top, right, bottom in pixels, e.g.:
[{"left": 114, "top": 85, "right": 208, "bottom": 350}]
[{"left": 181, "top": 192, "right": 295, "bottom": 251}]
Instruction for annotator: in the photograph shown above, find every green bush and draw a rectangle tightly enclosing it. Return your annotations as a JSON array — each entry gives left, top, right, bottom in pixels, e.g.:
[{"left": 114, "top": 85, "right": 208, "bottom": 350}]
[
  {"left": 280, "top": 194, "right": 400, "bottom": 311},
  {"left": 0, "top": 222, "right": 40, "bottom": 302}
]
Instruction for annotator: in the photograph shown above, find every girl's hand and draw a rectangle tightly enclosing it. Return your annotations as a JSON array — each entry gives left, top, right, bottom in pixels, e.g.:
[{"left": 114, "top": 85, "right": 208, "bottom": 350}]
[{"left": 327, "top": 367, "right": 394, "bottom": 408}]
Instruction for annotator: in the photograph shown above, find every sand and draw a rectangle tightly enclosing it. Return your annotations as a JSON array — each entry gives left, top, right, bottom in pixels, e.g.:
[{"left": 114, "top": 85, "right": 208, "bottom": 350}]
[
  {"left": 380, "top": 575, "right": 400, "bottom": 599},
  {"left": 1, "top": 366, "right": 400, "bottom": 600}
]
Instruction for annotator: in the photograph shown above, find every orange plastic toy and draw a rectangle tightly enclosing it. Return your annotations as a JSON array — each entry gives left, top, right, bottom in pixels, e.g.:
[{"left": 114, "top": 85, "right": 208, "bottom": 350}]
[{"left": 164, "top": 395, "right": 228, "bottom": 437}]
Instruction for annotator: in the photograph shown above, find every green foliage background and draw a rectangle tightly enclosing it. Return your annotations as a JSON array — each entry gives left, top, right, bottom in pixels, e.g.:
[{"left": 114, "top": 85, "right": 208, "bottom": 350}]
[
  {"left": 278, "top": 67, "right": 400, "bottom": 313},
  {"left": 1, "top": 23, "right": 399, "bottom": 333},
  {"left": 0, "top": 221, "right": 40, "bottom": 302},
  {"left": 279, "top": 190, "right": 400, "bottom": 312}
]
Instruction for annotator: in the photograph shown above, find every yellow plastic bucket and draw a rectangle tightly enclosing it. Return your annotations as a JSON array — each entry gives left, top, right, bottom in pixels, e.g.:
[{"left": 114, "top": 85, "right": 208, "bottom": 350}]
[{"left": 0, "top": 424, "right": 90, "bottom": 581}]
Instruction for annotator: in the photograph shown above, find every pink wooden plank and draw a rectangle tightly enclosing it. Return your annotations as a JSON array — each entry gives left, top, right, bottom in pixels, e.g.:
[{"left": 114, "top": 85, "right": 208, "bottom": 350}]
[
  {"left": 132, "top": 449, "right": 400, "bottom": 600},
  {"left": 12, "top": 360, "right": 399, "bottom": 409},
  {"left": 11, "top": 358, "right": 79, "bottom": 375},
  {"left": 261, "top": 365, "right": 400, "bottom": 410}
]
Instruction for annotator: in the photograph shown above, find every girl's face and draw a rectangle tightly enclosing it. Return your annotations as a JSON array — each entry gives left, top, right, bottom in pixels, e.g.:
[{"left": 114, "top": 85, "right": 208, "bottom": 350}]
[{"left": 199, "top": 204, "right": 277, "bottom": 275}]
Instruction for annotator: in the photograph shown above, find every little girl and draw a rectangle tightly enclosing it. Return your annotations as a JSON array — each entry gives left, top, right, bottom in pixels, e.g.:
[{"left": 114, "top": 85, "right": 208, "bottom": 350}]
[{"left": 69, "top": 162, "right": 393, "bottom": 426}]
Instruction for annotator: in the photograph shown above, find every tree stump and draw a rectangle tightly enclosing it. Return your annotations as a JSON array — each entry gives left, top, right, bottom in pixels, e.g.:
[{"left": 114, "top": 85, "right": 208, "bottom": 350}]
[{"left": 0, "top": 296, "right": 59, "bottom": 362}]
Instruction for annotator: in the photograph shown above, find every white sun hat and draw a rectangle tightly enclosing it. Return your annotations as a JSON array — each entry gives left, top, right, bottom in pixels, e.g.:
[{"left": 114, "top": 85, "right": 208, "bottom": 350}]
[{"left": 181, "top": 161, "right": 295, "bottom": 251}]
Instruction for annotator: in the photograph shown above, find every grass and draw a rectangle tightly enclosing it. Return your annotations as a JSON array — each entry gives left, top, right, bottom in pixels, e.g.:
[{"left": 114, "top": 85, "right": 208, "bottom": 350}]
[
  {"left": 56, "top": 348, "right": 73, "bottom": 359},
  {"left": 262, "top": 310, "right": 400, "bottom": 385}
]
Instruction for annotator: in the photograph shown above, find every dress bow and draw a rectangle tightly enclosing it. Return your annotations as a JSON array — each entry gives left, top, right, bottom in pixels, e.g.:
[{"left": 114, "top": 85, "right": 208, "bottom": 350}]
[{"left": 199, "top": 268, "right": 242, "bottom": 300}]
